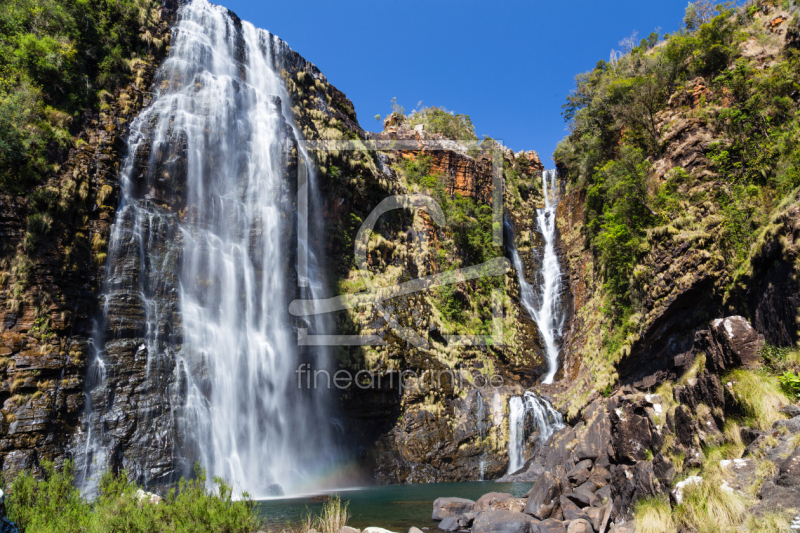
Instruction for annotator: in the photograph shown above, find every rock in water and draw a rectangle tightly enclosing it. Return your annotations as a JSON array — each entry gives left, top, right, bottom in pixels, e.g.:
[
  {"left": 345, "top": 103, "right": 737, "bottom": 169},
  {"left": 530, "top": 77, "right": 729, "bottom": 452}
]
[
  {"left": 471, "top": 510, "right": 538, "bottom": 533},
  {"left": 432, "top": 497, "right": 475, "bottom": 520}
]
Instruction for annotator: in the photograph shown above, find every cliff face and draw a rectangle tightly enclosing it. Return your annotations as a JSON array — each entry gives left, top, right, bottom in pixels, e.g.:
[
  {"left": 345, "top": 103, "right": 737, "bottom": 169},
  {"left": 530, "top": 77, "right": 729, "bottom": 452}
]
[{"left": 0, "top": 2, "right": 178, "bottom": 481}]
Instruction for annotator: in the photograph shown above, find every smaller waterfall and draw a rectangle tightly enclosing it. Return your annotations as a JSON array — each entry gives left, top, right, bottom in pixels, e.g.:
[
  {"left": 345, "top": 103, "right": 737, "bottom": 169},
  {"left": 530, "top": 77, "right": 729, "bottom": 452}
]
[
  {"left": 507, "top": 392, "right": 565, "bottom": 474},
  {"left": 510, "top": 169, "right": 564, "bottom": 384}
]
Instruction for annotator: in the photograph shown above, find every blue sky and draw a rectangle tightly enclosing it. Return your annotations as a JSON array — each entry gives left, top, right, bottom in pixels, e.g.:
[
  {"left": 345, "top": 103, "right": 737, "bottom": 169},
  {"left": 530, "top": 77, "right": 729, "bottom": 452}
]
[{"left": 220, "top": 0, "right": 691, "bottom": 166}]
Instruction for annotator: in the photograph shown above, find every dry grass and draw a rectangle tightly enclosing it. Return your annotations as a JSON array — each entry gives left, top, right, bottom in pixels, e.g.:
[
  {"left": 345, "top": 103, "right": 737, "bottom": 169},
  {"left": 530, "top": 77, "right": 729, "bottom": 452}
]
[
  {"left": 748, "top": 459, "right": 778, "bottom": 497},
  {"left": 634, "top": 496, "right": 677, "bottom": 533},
  {"left": 675, "top": 468, "right": 750, "bottom": 533},
  {"left": 304, "top": 496, "right": 349, "bottom": 533},
  {"left": 726, "top": 369, "right": 790, "bottom": 430},
  {"left": 744, "top": 511, "right": 791, "bottom": 532}
]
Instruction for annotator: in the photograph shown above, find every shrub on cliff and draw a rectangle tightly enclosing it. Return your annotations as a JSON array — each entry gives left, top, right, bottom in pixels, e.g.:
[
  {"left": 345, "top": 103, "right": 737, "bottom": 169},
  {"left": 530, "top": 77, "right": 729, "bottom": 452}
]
[
  {"left": 6, "top": 460, "right": 260, "bottom": 533},
  {"left": 405, "top": 105, "right": 477, "bottom": 141}
]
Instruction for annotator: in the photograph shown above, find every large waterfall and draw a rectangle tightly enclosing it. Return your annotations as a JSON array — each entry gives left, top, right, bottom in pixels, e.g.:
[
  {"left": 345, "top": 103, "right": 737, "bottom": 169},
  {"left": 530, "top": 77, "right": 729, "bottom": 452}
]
[
  {"left": 510, "top": 169, "right": 564, "bottom": 384},
  {"left": 507, "top": 392, "right": 564, "bottom": 474},
  {"left": 78, "top": 0, "right": 335, "bottom": 497}
]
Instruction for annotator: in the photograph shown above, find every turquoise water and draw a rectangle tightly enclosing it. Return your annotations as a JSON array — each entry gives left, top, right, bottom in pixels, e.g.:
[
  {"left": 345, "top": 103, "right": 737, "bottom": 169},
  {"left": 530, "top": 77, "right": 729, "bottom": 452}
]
[{"left": 256, "top": 482, "right": 533, "bottom": 531}]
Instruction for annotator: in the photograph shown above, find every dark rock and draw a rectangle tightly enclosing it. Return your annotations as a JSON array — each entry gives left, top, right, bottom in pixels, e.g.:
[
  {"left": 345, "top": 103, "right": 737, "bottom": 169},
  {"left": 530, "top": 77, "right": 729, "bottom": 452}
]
[
  {"left": 558, "top": 495, "right": 589, "bottom": 522},
  {"left": 432, "top": 497, "right": 475, "bottom": 520},
  {"left": 780, "top": 405, "right": 800, "bottom": 418},
  {"left": 633, "top": 461, "right": 660, "bottom": 500},
  {"left": 588, "top": 466, "right": 611, "bottom": 488},
  {"left": 438, "top": 517, "right": 460, "bottom": 531},
  {"left": 524, "top": 472, "right": 563, "bottom": 520},
  {"left": 565, "top": 488, "right": 596, "bottom": 509},
  {"left": 674, "top": 405, "right": 695, "bottom": 448},
  {"left": 610, "top": 404, "right": 652, "bottom": 464},
  {"left": 565, "top": 519, "right": 592, "bottom": 533},
  {"left": 575, "top": 481, "right": 598, "bottom": 494},
  {"left": 706, "top": 316, "right": 765, "bottom": 373},
  {"left": 595, "top": 485, "right": 612, "bottom": 505},
  {"left": 533, "top": 519, "right": 567, "bottom": 533},
  {"left": 566, "top": 467, "right": 591, "bottom": 487},
  {"left": 585, "top": 507, "right": 605, "bottom": 532},
  {"left": 574, "top": 401, "right": 611, "bottom": 461},
  {"left": 652, "top": 453, "right": 675, "bottom": 486},
  {"left": 471, "top": 510, "right": 538, "bottom": 533},
  {"left": 610, "top": 465, "right": 635, "bottom": 517},
  {"left": 572, "top": 459, "right": 594, "bottom": 472},
  {"left": 773, "top": 416, "right": 800, "bottom": 434},
  {"left": 459, "top": 513, "right": 477, "bottom": 528},
  {"left": 776, "top": 447, "right": 800, "bottom": 487},
  {"left": 740, "top": 427, "right": 762, "bottom": 446}
]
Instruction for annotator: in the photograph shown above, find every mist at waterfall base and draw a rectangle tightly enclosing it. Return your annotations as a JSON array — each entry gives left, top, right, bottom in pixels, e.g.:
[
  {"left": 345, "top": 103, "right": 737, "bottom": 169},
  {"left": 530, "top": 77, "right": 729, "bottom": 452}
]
[
  {"left": 509, "top": 169, "right": 565, "bottom": 384},
  {"left": 76, "top": 0, "right": 353, "bottom": 499}
]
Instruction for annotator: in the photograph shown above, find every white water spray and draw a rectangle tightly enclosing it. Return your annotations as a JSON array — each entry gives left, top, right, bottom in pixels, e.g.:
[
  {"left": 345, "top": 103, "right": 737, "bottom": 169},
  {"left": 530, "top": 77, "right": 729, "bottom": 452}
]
[
  {"left": 506, "top": 392, "right": 564, "bottom": 474},
  {"left": 510, "top": 169, "right": 564, "bottom": 383},
  {"left": 80, "top": 0, "right": 336, "bottom": 497}
]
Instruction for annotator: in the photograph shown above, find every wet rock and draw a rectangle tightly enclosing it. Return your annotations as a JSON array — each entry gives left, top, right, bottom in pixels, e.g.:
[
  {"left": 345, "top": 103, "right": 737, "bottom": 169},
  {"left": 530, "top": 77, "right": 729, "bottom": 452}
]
[
  {"left": 471, "top": 510, "right": 539, "bottom": 533},
  {"left": 432, "top": 497, "right": 475, "bottom": 520},
  {"left": 524, "top": 472, "right": 563, "bottom": 519},
  {"left": 565, "top": 519, "right": 592, "bottom": 533},
  {"left": 437, "top": 517, "right": 460, "bottom": 531},
  {"left": 339, "top": 527, "right": 361, "bottom": 533}
]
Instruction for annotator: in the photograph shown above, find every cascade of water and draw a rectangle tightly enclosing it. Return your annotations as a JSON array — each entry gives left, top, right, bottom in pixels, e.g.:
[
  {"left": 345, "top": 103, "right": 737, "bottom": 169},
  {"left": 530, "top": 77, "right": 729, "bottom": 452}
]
[
  {"left": 509, "top": 169, "right": 564, "bottom": 384},
  {"left": 506, "top": 392, "right": 564, "bottom": 474},
  {"left": 78, "top": 0, "right": 335, "bottom": 497}
]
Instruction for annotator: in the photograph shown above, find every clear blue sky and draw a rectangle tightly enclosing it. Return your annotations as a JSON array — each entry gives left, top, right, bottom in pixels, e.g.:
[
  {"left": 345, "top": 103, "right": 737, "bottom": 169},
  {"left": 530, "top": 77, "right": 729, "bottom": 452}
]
[{"left": 219, "top": 0, "right": 691, "bottom": 166}]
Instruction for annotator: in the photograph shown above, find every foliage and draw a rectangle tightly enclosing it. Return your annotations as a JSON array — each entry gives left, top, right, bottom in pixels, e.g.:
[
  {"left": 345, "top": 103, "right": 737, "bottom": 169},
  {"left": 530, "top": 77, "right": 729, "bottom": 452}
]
[
  {"left": 6, "top": 460, "right": 260, "bottom": 533},
  {"left": 633, "top": 496, "right": 676, "bottom": 533},
  {"left": 305, "top": 496, "right": 349, "bottom": 533},
  {"left": 725, "top": 369, "right": 790, "bottom": 430},
  {"left": 0, "top": 0, "right": 163, "bottom": 191},
  {"left": 406, "top": 105, "right": 477, "bottom": 140},
  {"left": 780, "top": 370, "right": 800, "bottom": 399},
  {"left": 674, "top": 467, "right": 749, "bottom": 533}
]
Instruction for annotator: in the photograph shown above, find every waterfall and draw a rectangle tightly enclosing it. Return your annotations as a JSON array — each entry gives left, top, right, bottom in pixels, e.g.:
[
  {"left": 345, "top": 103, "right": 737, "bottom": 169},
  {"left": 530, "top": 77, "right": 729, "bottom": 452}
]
[
  {"left": 78, "top": 0, "right": 335, "bottom": 497},
  {"left": 509, "top": 169, "right": 564, "bottom": 384},
  {"left": 506, "top": 392, "right": 564, "bottom": 474}
]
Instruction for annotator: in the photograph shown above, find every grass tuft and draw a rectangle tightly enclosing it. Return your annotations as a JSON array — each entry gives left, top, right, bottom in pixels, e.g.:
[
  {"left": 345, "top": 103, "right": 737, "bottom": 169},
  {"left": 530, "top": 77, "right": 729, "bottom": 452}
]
[
  {"left": 725, "top": 369, "right": 789, "bottom": 430},
  {"left": 634, "top": 496, "right": 677, "bottom": 533},
  {"left": 675, "top": 468, "right": 749, "bottom": 533}
]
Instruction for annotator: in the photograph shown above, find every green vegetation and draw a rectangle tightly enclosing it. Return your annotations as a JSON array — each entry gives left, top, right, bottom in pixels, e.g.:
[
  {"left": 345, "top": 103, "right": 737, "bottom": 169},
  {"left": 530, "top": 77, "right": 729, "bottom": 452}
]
[
  {"left": 725, "top": 368, "right": 789, "bottom": 430},
  {"left": 6, "top": 460, "right": 260, "bottom": 533},
  {"left": 302, "top": 496, "right": 349, "bottom": 533},
  {"left": 382, "top": 99, "right": 477, "bottom": 140},
  {"left": 674, "top": 467, "right": 749, "bottom": 533},
  {"left": 0, "top": 0, "right": 163, "bottom": 192},
  {"left": 555, "top": 0, "right": 800, "bottom": 361}
]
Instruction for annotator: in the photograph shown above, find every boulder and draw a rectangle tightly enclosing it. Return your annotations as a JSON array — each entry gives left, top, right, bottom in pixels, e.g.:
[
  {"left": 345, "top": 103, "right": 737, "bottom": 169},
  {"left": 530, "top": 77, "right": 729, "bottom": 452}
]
[
  {"left": 471, "top": 510, "right": 539, "bottom": 533},
  {"left": 566, "top": 519, "right": 593, "bottom": 533},
  {"left": 780, "top": 405, "right": 800, "bottom": 417},
  {"left": 524, "top": 471, "right": 563, "bottom": 519},
  {"left": 705, "top": 316, "right": 765, "bottom": 373},
  {"left": 476, "top": 492, "right": 525, "bottom": 512},
  {"left": 558, "top": 495, "right": 589, "bottom": 522},
  {"left": 534, "top": 519, "right": 567, "bottom": 533},
  {"left": 459, "top": 513, "right": 477, "bottom": 528},
  {"left": 773, "top": 416, "right": 800, "bottom": 434},
  {"left": 432, "top": 497, "right": 475, "bottom": 520},
  {"left": 574, "top": 401, "right": 612, "bottom": 461},
  {"left": 409, "top": 528, "right": 423, "bottom": 533},
  {"left": 437, "top": 517, "right": 460, "bottom": 531},
  {"left": 585, "top": 507, "right": 604, "bottom": 531},
  {"left": 588, "top": 466, "right": 611, "bottom": 488},
  {"left": 595, "top": 485, "right": 612, "bottom": 505},
  {"left": 364, "top": 529, "right": 396, "bottom": 533},
  {"left": 575, "top": 481, "right": 598, "bottom": 494},
  {"left": 610, "top": 405, "right": 652, "bottom": 464},
  {"left": 566, "top": 467, "right": 591, "bottom": 487},
  {"left": 338, "top": 527, "right": 360, "bottom": 533}
]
